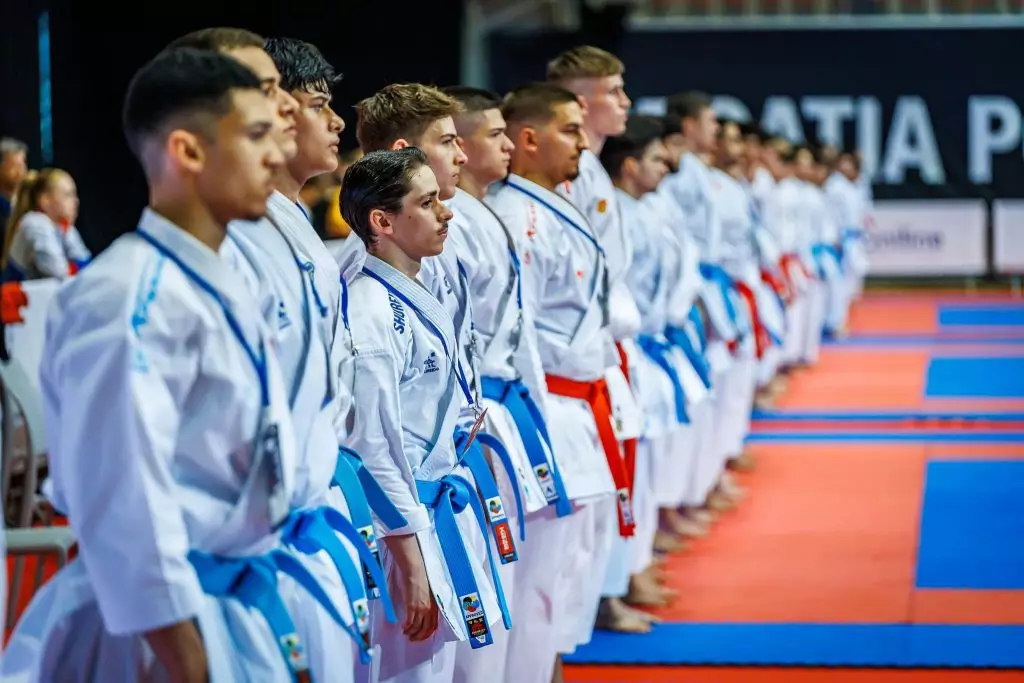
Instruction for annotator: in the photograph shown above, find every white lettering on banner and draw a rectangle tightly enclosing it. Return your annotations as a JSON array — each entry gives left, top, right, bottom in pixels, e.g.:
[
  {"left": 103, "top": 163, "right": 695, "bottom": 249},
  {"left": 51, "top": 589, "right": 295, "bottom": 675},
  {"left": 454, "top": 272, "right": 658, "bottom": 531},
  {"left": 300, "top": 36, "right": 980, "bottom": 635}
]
[
  {"left": 637, "top": 94, "right": 959, "bottom": 186},
  {"left": 968, "top": 96, "right": 1021, "bottom": 184},
  {"left": 864, "top": 200, "right": 987, "bottom": 276},
  {"left": 991, "top": 200, "right": 1024, "bottom": 273}
]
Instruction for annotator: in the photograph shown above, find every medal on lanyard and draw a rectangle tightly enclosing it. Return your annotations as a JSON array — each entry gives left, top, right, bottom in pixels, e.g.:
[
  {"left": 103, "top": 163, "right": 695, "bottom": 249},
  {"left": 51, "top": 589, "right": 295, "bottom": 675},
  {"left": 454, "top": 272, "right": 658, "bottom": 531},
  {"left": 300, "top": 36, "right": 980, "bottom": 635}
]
[
  {"left": 463, "top": 406, "right": 488, "bottom": 452},
  {"left": 136, "top": 230, "right": 290, "bottom": 529}
]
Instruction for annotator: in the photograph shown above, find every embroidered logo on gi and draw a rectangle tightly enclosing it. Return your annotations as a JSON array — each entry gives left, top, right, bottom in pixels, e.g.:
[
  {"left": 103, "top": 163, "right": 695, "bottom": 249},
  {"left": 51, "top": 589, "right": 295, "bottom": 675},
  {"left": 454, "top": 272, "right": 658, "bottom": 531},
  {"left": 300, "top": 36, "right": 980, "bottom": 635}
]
[
  {"left": 485, "top": 496, "right": 506, "bottom": 523},
  {"left": 280, "top": 633, "right": 309, "bottom": 673},
  {"left": 388, "top": 292, "right": 406, "bottom": 333},
  {"left": 277, "top": 301, "right": 292, "bottom": 330},
  {"left": 597, "top": 198, "right": 608, "bottom": 214},
  {"left": 576, "top": 269, "right": 585, "bottom": 279},
  {"left": 424, "top": 351, "right": 439, "bottom": 373}
]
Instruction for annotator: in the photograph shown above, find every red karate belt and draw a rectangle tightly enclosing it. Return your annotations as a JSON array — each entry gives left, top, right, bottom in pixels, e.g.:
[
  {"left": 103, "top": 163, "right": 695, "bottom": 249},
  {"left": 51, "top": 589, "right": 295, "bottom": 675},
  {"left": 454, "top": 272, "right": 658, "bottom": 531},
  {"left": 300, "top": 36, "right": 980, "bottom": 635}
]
[
  {"left": 761, "top": 266, "right": 792, "bottom": 305},
  {"left": 544, "top": 373, "right": 635, "bottom": 538},
  {"left": 613, "top": 342, "right": 637, "bottom": 496},
  {"left": 733, "top": 281, "right": 771, "bottom": 359},
  {"left": 780, "top": 252, "right": 811, "bottom": 286}
]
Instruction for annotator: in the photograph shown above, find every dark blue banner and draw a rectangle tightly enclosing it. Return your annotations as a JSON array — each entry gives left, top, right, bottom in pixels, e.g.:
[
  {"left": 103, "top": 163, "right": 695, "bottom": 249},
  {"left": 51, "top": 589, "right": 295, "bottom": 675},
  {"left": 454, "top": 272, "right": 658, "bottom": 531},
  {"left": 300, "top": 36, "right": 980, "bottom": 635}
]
[{"left": 489, "top": 27, "right": 1022, "bottom": 200}]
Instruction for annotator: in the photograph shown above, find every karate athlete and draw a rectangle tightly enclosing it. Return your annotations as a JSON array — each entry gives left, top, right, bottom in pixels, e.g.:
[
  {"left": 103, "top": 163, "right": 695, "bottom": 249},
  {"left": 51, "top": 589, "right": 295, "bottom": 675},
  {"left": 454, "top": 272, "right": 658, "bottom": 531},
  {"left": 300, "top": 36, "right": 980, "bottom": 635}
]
[
  {"left": 1, "top": 48, "right": 343, "bottom": 682},
  {"left": 441, "top": 85, "right": 561, "bottom": 679},
  {"left": 547, "top": 45, "right": 646, "bottom": 640},
  {"left": 708, "top": 120, "right": 776, "bottom": 465},
  {"left": 600, "top": 115, "right": 691, "bottom": 613},
  {"left": 353, "top": 85, "right": 521, "bottom": 678},
  {"left": 806, "top": 147, "right": 846, "bottom": 340},
  {"left": 792, "top": 145, "right": 828, "bottom": 365},
  {"left": 825, "top": 150, "right": 869, "bottom": 325},
  {"left": 660, "top": 91, "right": 749, "bottom": 512},
  {"left": 645, "top": 119, "right": 717, "bottom": 543},
  {"left": 487, "top": 83, "right": 624, "bottom": 683},
  {"left": 342, "top": 148, "right": 508, "bottom": 683},
  {"left": 166, "top": 29, "right": 395, "bottom": 679}
]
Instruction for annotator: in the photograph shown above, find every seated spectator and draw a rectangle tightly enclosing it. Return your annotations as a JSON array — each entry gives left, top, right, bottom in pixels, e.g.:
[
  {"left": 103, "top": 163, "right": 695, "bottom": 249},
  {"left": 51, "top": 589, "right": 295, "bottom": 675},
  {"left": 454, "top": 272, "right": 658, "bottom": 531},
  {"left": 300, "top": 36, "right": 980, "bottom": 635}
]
[
  {"left": 0, "top": 138, "right": 29, "bottom": 244},
  {"left": 2, "top": 168, "right": 90, "bottom": 281}
]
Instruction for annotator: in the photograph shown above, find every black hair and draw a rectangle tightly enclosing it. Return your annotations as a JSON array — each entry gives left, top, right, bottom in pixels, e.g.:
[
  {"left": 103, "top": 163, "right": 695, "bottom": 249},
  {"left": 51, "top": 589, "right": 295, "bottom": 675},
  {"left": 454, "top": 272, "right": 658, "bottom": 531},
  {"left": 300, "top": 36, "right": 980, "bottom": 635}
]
[
  {"left": 501, "top": 82, "right": 579, "bottom": 127},
  {"left": 665, "top": 91, "right": 712, "bottom": 125},
  {"left": 716, "top": 117, "right": 742, "bottom": 139},
  {"left": 122, "top": 47, "right": 262, "bottom": 163},
  {"left": 600, "top": 115, "right": 665, "bottom": 179},
  {"left": 738, "top": 120, "right": 764, "bottom": 140},
  {"left": 660, "top": 115, "right": 681, "bottom": 139},
  {"left": 263, "top": 37, "right": 342, "bottom": 94},
  {"left": 442, "top": 86, "right": 502, "bottom": 114},
  {"left": 341, "top": 147, "right": 430, "bottom": 249}
]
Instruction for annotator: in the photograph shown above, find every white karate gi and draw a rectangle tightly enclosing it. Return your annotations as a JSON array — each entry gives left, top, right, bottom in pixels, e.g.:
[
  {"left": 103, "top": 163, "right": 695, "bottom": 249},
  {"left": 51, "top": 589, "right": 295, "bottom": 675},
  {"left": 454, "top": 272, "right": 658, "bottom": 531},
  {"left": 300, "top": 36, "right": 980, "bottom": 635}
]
[
  {"left": 825, "top": 171, "right": 869, "bottom": 310},
  {"left": 3, "top": 209, "right": 327, "bottom": 682},
  {"left": 4, "top": 210, "right": 90, "bottom": 281},
  {"left": 224, "top": 208, "right": 364, "bottom": 683},
  {"left": 345, "top": 255, "right": 505, "bottom": 683},
  {"left": 620, "top": 190, "right": 683, "bottom": 574},
  {"left": 488, "top": 174, "right": 622, "bottom": 668},
  {"left": 763, "top": 177, "right": 813, "bottom": 367},
  {"left": 560, "top": 150, "right": 643, "bottom": 628},
  {"left": 797, "top": 182, "right": 828, "bottom": 364},
  {"left": 443, "top": 189, "right": 548, "bottom": 682}
]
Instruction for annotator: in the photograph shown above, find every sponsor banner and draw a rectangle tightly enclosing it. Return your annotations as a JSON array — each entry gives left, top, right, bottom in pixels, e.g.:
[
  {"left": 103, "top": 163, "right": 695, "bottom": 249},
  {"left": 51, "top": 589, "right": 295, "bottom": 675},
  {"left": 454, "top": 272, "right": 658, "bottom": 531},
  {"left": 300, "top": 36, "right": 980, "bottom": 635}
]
[
  {"left": 992, "top": 200, "right": 1024, "bottom": 274},
  {"left": 489, "top": 28, "right": 1024, "bottom": 200},
  {"left": 866, "top": 200, "right": 987, "bottom": 276}
]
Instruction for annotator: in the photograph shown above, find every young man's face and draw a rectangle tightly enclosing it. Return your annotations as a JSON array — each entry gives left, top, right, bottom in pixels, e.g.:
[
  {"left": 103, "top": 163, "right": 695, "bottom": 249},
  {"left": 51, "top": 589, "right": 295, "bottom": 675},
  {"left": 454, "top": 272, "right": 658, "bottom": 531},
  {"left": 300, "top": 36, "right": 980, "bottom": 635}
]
[
  {"left": 632, "top": 139, "right": 670, "bottom": 195},
  {"left": 197, "top": 89, "right": 284, "bottom": 224},
  {"left": 457, "top": 108, "right": 514, "bottom": 187},
  {"left": 292, "top": 88, "right": 344, "bottom": 181},
  {"left": 0, "top": 149, "right": 27, "bottom": 194},
  {"left": 716, "top": 122, "right": 744, "bottom": 167},
  {"left": 537, "top": 100, "right": 588, "bottom": 184},
  {"left": 391, "top": 165, "right": 453, "bottom": 259},
  {"left": 684, "top": 106, "right": 719, "bottom": 155},
  {"left": 580, "top": 74, "right": 631, "bottom": 138},
  {"left": 414, "top": 116, "right": 467, "bottom": 201},
  {"left": 663, "top": 130, "right": 685, "bottom": 172},
  {"left": 226, "top": 46, "right": 299, "bottom": 161}
]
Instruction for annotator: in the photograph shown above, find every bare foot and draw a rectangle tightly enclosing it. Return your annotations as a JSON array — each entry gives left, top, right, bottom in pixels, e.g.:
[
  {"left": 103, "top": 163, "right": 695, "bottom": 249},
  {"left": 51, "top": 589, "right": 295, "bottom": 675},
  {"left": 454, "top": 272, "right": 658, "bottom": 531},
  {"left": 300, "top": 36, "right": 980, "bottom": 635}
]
[
  {"left": 653, "top": 529, "right": 688, "bottom": 554},
  {"left": 705, "top": 490, "right": 737, "bottom": 512},
  {"left": 728, "top": 449, "right": 757, "bottom": 473},
  {"left": 623, "top": 602, "right": 663, "bottom": 625},
  {"left": 719, "top": 471, "right": 747, "bottom": 500},
  {"left": 685, "top": 507, "right": 714, "bottom": 525},
  {"left": 661, "top": 507, "right": 707, "bottom": 538},
  {"left": 626, "top": 573, "right": 677, "bottom": 608},
  {"left": 595, "top": 597, "right": 652, "bottom": 634}
]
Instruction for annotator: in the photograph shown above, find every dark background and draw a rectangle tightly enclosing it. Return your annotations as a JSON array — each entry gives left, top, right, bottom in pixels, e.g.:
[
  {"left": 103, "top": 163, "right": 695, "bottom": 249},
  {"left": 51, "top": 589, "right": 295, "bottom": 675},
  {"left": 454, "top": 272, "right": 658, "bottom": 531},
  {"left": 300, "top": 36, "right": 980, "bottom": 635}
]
[
  {"left": 3, "top": 2, "right": 1023, "bottom": 254},
  {"left": 0, "top": 0, "right": 463, "bottom": 252}
]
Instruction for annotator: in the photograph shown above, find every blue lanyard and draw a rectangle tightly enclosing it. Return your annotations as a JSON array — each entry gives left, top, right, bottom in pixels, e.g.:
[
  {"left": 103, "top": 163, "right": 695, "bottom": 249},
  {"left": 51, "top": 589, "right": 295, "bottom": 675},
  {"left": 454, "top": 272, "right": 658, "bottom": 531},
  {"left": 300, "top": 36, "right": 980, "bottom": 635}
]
[
  {"left": 339, "top": 273, "right": 351, "bottom": 332},
  {"left": 362, "top": 267, "right": 474, "bottom": 407},
  {"left": 137, "top": 230, "right": 269, "bottom": 406},
  {"left": 505, "top": 179, "right": 605, "bottom": 257}
]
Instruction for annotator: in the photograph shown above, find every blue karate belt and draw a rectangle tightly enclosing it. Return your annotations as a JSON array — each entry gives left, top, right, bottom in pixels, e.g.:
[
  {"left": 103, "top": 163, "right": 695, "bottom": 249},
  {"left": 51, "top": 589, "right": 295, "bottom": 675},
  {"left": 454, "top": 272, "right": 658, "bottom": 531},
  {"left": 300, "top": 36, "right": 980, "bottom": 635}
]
[
  {"left": 189, "top": 547, "right": 347, "bottom": 682},
  {"left": 665, "top": 323, "right": 712, "bottom": 391},
  {"left": 480, "top": 376, "right": 572, "bottom": 517},
  {"left": 812, "top": 243, "right": 843, "bottom": 280},
  {"left": 331, "top": 445, "right": 407, "bottom": 599},
  {"left": 699, "top": 262, "right": 742, "bottom": 334},
  {"left": 279, "top": 505, "right": 394, "bottom": 664},
  {"left": 637, "top": 334, "right": 690, "bottom": 424},
  {"left": 455, "top": 426, "right": 525, "bottom": 563},
  {"left": 688, "top": 305, "right": 707, "bottom": 354},
  {"left": 415, "top": 473, "right": 513, "bottom": 648}
]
